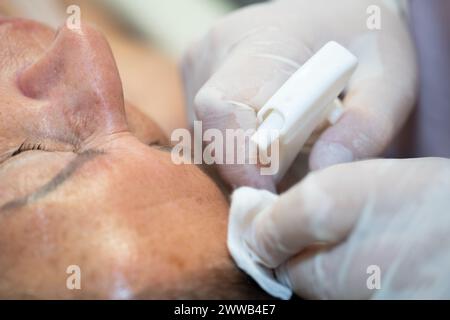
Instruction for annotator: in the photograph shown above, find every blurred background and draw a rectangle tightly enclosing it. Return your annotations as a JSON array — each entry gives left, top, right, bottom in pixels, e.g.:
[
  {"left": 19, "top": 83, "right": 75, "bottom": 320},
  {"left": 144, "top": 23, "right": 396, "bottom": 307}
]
[
  {"left": 0, "top": 0, "right": 266, "bottom": 135},
  {"left": 0, "top": 0, "right": 268, "bottom": 56}
]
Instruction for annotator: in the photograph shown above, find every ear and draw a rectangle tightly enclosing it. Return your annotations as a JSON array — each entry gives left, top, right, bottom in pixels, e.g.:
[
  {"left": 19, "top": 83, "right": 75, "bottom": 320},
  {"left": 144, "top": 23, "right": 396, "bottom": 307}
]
[{"left": 17, "top": 23, "right": 128, "bottom": 148}]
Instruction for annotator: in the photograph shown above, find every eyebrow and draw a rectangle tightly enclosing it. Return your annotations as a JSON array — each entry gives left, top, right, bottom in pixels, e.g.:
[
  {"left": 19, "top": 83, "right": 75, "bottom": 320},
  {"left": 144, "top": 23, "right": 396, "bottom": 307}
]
[
  {"left": 150, "top": 144, "right": 173, "bottom": 153},
  {"left": 0, "top": 149, "right": 104, "bottom": 212}
]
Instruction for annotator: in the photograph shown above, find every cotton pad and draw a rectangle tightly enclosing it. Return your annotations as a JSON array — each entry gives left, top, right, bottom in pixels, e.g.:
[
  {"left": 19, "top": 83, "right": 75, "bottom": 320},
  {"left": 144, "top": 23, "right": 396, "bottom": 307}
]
[{"left": 227, "top": 187, "right": 293, "bottom": 300}]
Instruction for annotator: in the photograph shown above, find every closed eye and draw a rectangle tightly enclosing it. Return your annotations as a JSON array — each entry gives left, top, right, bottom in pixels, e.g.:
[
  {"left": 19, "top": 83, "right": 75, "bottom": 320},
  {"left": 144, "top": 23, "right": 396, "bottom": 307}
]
[
  {"left": 10, "top": 139, "right": 76, "bottom": 159},
  {"left": 11, "top": 142, "right": 46, "bottom": 157}
]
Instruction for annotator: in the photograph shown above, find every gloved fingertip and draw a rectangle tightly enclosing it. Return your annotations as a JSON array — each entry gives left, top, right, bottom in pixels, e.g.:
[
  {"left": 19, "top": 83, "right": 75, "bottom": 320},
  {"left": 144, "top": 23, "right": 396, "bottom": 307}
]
[
  {"left": 221, "top": 164, "right": 276, "bottom": 192},
  {"left": 237, "top": 174, "right": 276, "bottom": 193},
  {"left": 194, "top": 85, "right": 223, "bottom": 118},
  {"left": 309, "top": 140, "right": 354, "bottom": 171}
]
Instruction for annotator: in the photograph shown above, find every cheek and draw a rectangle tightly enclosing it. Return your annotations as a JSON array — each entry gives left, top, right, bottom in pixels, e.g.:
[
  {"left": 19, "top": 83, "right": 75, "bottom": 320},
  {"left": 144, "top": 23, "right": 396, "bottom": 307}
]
[{"left": 0, "top": 82, "right": 40, "bottom": 150}]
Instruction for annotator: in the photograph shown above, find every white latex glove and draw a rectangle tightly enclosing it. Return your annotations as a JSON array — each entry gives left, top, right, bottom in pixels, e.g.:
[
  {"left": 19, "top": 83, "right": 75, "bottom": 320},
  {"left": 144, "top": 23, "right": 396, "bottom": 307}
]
[
  {"left": 182, "top": 0, "right": 417, "bottom": 191},
  {"left": 238, "top": 157, "right": 450, "bottom": 299}
]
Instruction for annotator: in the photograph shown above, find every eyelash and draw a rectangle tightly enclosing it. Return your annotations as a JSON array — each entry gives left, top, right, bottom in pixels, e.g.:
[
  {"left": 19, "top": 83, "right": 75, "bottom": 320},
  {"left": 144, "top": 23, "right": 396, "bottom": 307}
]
[
  {"left": 11, "top": 140, "right": 166, "bottom": 157},
  {"left": 12, "top": 143, "right": 46, "bottom": 157}
]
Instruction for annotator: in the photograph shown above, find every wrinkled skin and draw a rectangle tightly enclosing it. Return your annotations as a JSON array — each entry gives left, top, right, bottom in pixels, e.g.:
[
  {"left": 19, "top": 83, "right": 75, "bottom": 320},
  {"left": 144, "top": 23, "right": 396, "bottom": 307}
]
[{"left": 0, "top": 18, "right": 239, "bottom": 299}]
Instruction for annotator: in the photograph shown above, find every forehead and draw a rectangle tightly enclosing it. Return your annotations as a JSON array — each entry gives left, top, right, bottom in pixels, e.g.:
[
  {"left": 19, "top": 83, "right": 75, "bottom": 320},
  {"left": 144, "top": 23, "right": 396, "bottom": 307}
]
[
  {"left": 0, "top": 141, "right": 230, "bottom": 298},
  {"left": 0, "top": 18, "right": 54, "bottom": 75}
]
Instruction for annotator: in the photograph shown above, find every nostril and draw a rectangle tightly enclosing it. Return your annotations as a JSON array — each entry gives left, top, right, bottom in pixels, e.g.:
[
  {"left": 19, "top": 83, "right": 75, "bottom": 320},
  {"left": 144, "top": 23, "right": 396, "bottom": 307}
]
[{"left": 16, "top": 67, "right": 45, "bottom": 100}]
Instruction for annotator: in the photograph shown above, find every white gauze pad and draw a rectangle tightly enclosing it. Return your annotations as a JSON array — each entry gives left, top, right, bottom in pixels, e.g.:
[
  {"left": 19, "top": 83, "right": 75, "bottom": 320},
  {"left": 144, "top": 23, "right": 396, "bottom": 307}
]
[{"left": 227, "top": 187, "right": 292, "bottom": 300}]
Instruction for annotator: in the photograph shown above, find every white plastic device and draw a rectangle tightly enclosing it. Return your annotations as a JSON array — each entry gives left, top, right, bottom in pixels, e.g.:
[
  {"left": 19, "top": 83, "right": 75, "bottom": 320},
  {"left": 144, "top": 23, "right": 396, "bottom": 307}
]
[{"left": 251, "top": 41, "right": 358, "bottom": 180}]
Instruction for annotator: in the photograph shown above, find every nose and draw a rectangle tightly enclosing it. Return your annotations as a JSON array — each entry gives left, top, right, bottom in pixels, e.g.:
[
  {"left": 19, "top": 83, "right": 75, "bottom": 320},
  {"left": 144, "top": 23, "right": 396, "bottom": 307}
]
[
  {"left": 17, "top": 22, "right": 128, "bottom": 146},
  {"left": 0, "top": 17, "right": 20, "bottom": 25},
  {"left": 0, "top": 16, "right": 10, "bottom": 25},
  {"left": 0, "top": 17, "right": 43, "bottom": 30}
]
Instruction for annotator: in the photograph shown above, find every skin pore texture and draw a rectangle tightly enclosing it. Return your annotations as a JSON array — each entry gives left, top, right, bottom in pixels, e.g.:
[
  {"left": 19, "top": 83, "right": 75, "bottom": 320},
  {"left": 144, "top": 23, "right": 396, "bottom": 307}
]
[{"left": 0, "top": 18, "right": 267, "bottom": 299}]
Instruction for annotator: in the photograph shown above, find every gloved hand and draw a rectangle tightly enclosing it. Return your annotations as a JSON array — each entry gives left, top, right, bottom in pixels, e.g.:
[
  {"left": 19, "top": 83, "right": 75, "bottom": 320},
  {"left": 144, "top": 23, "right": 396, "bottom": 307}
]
[
  {"left": 238, "top": 157, "right": 450, "bottom": 299},
  {"left": 182, "top": 0, "right": 417, "bottom": 191}
]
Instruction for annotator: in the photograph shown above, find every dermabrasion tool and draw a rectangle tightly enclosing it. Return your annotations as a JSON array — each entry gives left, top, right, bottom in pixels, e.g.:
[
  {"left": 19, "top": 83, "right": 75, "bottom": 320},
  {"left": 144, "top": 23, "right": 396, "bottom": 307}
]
[
  {"left": 228, "top": 42, "right": 358, "bottom": 300},
  {"left": 251, "top": 41, "right": 358, "bottom": 180}
]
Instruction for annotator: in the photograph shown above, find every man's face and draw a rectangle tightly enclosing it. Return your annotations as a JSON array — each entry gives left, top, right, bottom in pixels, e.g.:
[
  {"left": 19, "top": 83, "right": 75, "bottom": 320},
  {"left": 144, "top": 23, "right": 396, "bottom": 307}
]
[{"left": 0, "top": 18, "right": 245, "bottom": 299}]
